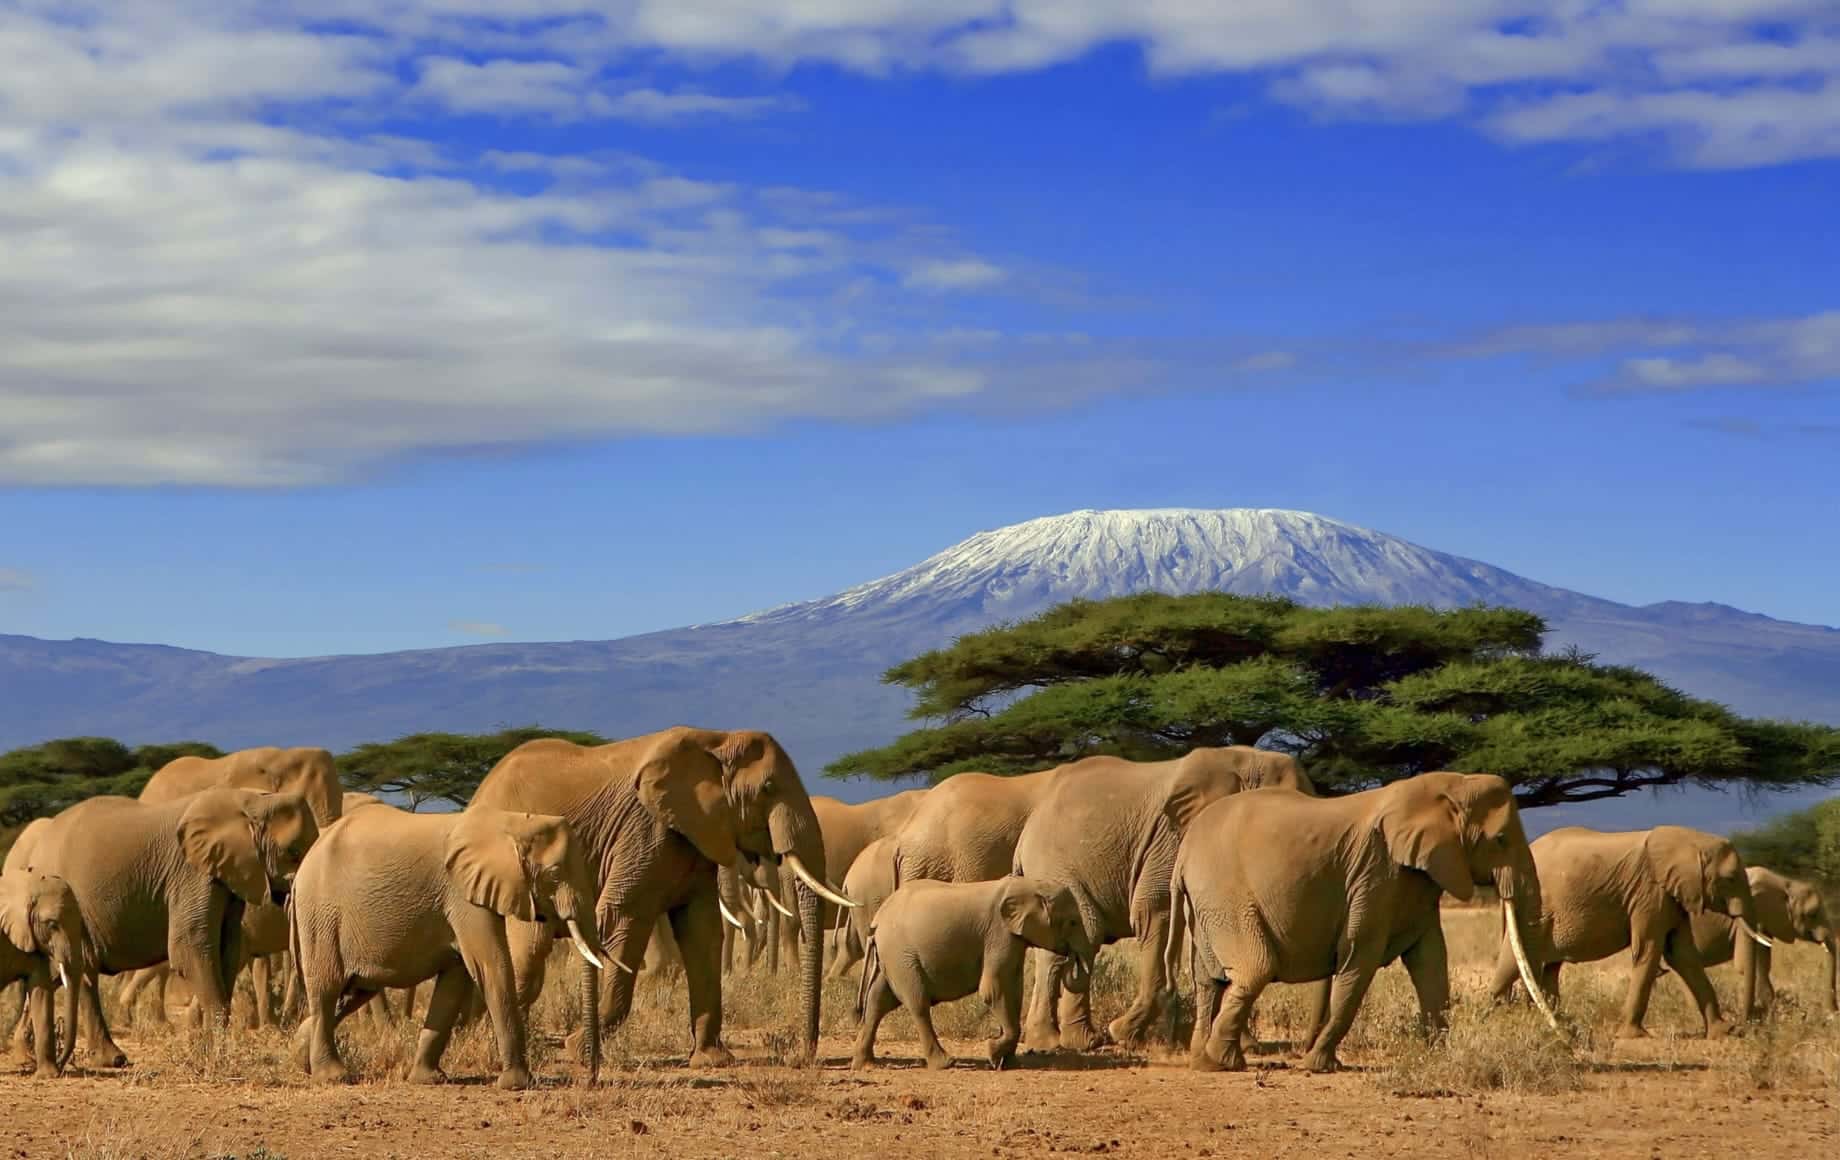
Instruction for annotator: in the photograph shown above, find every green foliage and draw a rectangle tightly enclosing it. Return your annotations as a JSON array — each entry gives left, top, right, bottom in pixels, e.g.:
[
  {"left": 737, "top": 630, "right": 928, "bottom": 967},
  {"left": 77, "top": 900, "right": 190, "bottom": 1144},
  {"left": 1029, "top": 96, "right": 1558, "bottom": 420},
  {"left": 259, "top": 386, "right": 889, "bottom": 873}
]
[
  {"left": 1731, "top": 797, "right": 1840, "bottom": 886},
  {"left": 831, "top": 594, "right": 1840, "bottom": 808},
  {"left": 0, "top": 737, "right": 224, "bottom": 856},
  {"left": 338, "top": 725, "right": 609, "bottom": 810}
]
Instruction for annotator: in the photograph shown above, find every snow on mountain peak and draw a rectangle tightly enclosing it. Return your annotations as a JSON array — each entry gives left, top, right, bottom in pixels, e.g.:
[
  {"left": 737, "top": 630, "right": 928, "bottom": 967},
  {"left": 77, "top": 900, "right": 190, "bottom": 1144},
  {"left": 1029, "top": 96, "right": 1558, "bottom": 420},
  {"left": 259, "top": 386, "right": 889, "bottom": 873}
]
[{"left": 725, "top": 507, "right": 1579, "bottom": 629}]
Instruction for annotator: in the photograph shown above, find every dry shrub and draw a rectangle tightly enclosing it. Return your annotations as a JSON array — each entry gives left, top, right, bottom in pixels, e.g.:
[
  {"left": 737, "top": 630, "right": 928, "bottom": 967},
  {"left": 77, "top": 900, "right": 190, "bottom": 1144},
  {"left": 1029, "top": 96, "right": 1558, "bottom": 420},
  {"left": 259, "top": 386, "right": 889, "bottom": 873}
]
[{"left": 1378, "top": 1003, "right": 1583, "bottom": 1096}]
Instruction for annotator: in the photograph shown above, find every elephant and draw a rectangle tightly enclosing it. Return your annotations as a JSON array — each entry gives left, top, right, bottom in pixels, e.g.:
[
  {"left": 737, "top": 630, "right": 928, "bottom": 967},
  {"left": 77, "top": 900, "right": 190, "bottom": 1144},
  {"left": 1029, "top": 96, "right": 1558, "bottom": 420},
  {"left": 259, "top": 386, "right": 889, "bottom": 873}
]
[
  {"left": 1488, "top": 825, "right": 1766, "bottom": 1040},
  {"left": 290, "top": 802, "right": 604, "bottom": 1089},
  {"left": 769, "top": 791, "right": 928, "bottom": 970},
  {"left": 888, "top": 746, "right": 1312, "bottom": 1051},
  {"left": 828, "top": 836, "right": 898, "bottom": 980},
  {"left": 18, "top": 788, "right": 319, "bottom": 1066},
  {"left": 1014, "top": 747, "right": 1315, "bottom": 1050},
  {"left": 124, "top": 747, "right": 344, "bottom": 1028},
  {"left": 852, "top": 877, "right": 1096, "bottom": 1071},
  {"left": 466, "top": 727, "right": 852, "bottom": 1070},
  {"left": 115, "top": 898, "right": 294, "bottom": 1030},
  {"left": 1690, "top": 866, "right": 1835, "bottom": 1018},
  {"left": 1171, "top": 772, "right": 1550, "bottom": 1074},
  {"left": 0, "top": 869, "right": 88, "bottom": 1077}
]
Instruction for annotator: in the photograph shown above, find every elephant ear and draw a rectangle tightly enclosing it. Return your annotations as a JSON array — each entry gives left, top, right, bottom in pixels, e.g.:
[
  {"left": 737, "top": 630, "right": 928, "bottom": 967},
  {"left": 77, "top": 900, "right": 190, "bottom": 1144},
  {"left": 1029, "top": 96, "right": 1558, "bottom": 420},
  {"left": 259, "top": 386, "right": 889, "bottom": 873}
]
[
  {"left": 177, "top": 789, "right": 269, "bottom": 904},
  {"left": 0, "top": 872, "right": 37, "bottom": 955},
  {"left": 998, "top": 883, "right": 1051, "bottom": 942},
  {"left": 1380, "top": 785, "right": 1475, "bottom": 902},
  {"left": 633, "top": 737, "right": 739, "bottom": 867},
  {"left": 1163, "top": 751, "right": 1239, "bottom": 833},
  {"left": 1645, "top": 827, "right": 1708, "bottom": 914},
  {"left": 445, "top": 809, "right": 553, "bottom": 921}
]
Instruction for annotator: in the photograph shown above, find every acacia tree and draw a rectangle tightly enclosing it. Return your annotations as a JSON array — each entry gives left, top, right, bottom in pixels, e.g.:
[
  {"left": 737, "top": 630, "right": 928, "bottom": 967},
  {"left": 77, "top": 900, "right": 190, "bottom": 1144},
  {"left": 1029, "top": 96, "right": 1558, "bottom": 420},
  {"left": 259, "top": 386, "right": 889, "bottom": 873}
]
[
  {"left": 0, "top": 737, "right": 223, "bottom": 853},
  {"left": 827, "top": 593, "right": 1840, "bottom": 808},
  {"left": 339, "top": 726, "right": 608, "bottom": 810}
]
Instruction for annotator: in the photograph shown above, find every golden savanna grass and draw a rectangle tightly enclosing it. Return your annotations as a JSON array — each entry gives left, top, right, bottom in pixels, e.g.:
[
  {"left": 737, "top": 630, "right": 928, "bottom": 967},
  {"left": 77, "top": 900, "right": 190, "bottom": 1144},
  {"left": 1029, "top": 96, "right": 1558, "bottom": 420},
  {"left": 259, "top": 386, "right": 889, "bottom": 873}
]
[{"left": 24, "top": 905, "right": 1840, "bottom": 1158}]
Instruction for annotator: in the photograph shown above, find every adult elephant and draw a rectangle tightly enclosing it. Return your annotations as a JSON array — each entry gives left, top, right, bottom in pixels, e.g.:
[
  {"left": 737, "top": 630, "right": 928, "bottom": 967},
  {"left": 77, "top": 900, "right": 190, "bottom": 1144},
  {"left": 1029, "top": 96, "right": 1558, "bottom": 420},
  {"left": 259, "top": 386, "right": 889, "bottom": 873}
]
[
  {"left": 467, "top": 727, "right": 850, "bottom": 1067},
  {"left": 291, "top": 803, "right": 604, "bottom": 1088},
  {"left": 126, "top": 746, "right": 344, "bottom": 1024},
  {"left": 1016, "top": 747, "right": 1315, "bottom": 1050},
  {"left": 21, "top": 788, "right": 318, "bottom": 1065},
  {"left": 1690, "top": 866, "right": 1836, "bottom": 1018},
  {"left": 1489, "top": 825, "right": 1767, "bottom": 1039},
  {"left": 891, "top": 746, "right": 1314, "bottom": 1050},
  {"left": 828, "top": 837, "right": 898, "bottom": 980},
  {"left": 1172, "top": 772, "right": 1551, "bottom": 1073}
]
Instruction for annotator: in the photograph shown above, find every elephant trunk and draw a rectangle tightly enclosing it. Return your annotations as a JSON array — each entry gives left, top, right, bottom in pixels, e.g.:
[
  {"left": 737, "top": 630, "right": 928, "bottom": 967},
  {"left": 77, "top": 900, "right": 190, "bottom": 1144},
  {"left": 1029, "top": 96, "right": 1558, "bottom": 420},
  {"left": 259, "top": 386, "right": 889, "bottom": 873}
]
[
  {"left": 769, "top": 803, "right": 827, "bottom": 1060},
  {"left": 579, "top": 959, "right": 600, "bottom": 1084},
  {"left": 54, "top": 933, "right": 83, "bottom": 1073},
  {"left": 1825, "top": 937, "right": 1838, "bottom": 1015}
]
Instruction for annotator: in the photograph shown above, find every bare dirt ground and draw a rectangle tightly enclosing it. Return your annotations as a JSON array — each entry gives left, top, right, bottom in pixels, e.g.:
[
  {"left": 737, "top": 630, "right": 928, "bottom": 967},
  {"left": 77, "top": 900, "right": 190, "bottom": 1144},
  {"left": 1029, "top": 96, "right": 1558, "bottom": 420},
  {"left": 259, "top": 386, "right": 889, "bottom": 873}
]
[{"left": 5, "top": 911, "right": 1835, "bottom": 1159}]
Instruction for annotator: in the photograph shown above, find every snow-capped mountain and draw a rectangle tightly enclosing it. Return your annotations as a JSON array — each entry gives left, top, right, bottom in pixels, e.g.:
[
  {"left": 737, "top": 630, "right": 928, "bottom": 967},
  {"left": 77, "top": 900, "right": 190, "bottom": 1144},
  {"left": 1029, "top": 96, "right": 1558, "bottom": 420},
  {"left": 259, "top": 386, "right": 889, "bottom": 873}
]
[
  {"left": 732, "top": 508, "right": 1604, "bottom": 630},
  {"left": 4, "top": 507, "right": 1837, "bottom": 832}
]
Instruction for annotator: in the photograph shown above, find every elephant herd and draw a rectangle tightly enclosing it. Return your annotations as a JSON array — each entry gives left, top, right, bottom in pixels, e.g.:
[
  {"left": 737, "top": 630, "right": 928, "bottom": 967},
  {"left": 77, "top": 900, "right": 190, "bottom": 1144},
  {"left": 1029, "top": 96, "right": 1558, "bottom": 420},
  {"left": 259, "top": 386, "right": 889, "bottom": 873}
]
[{"left": 0, "top": 731, "right": 1833, "bottom": 1090}]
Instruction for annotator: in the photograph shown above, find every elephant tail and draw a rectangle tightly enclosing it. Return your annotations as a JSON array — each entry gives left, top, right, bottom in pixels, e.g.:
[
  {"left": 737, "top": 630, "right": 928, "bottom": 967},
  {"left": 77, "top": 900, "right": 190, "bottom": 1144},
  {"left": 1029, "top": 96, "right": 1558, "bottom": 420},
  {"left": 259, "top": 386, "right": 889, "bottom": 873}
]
[
  {"left": 286, "top": 892, "right": 305, "bottom": 1011},
  {"left": 1164, "top": 861, "right": 1189, "bottom": 989},
  {"left": 855, "top": 936, "right": 880, "bottom": 1024}
]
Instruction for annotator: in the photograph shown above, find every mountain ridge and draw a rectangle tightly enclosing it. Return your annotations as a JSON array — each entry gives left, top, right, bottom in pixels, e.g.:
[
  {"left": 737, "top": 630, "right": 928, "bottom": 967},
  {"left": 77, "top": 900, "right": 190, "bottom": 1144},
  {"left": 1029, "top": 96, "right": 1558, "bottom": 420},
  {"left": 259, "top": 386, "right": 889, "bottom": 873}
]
[{"left": 4, "top": 507, "right": 1837, "bottom": 833}]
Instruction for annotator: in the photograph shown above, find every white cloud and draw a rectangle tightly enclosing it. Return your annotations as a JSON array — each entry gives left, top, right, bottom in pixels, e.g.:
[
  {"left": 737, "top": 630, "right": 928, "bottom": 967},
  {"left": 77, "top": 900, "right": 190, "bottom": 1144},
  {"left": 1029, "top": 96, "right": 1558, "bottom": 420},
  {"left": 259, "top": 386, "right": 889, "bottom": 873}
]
[
  {"left": 0, "top": 568, "right": 34, "bottom": 593},
  {"left": 902, "top": 259, "right": 1008, "bottom": 293},
  {"left": 449, "top": 620, "right": 509, "bottom": 637}
]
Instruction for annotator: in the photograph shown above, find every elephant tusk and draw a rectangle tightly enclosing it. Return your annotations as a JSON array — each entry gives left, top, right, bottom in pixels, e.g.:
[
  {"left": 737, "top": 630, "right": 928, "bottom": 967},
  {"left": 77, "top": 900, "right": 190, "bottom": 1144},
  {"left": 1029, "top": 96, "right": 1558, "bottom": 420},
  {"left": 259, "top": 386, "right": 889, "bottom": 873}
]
[
  {"left": 1504, "top": 897, "right": 1561, "bottom": 1034},
  {"left": 1737, "top": 919, "right": 1774, "bottom": 949},
  {"left": 718, "top": 900, "right": 746, "bottom": 930},
  {"left": 58, "top": 963, "right": 68, "bottom": 991},
  {"left": 566, "top": 920, "right": 607, "bottom": 971},
  {"left": 763, "top": 890, "right": 795, "bottom": 919},
  {"left": 784, "top": 853, "right": 858, "bottom": 909}
]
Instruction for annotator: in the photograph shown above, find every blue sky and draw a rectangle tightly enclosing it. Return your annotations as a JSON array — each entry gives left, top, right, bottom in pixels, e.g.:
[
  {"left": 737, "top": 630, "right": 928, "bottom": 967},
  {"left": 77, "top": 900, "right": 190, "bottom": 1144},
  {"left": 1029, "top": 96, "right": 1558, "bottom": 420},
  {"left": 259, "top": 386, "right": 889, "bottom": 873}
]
[{"left": 1, "top": 2, "right": 1837, "bottom": 658}]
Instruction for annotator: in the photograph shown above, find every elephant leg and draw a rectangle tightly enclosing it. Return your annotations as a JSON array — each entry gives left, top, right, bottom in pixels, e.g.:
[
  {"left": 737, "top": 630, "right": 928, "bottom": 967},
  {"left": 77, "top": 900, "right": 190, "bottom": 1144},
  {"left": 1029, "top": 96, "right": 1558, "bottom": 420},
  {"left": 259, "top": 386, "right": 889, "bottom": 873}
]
[
  {"left": 983, "top": 958, "right": 1025, "bottom": 1070},
  {"left": 27, "top": 975, "right": 57, "bottom": 1078},
  {"left": 8, "top": 980, "right": 32, "bottom": 1064},
  {"left": 1023, "top": 946, "right": 1063, "bottom": 1050},
  {"left": 80, "top": 971, "right": 128, "bottom": 1067},
  {"left": 249, "top": 955, "right": 273, "bottom": 1030},
  {"left": 505, "top": 916, "right": 556, "bottom": 1011},
  {"left": 672, "top": 888, "right": 733, "bottom": 1069},
  {"left": 1487, "top": 943, "right": 1521, "bottom": 1004},
  {"left": 1618, "top": 936, "right": 1664, "bottom": 1038},
  {"left": 1750, "top": 945, "right": 1775, "bottom": 1019},
  {"left": 1541, "top": 963, "right": 1562, "bottom": 1006},
  {"left": 851, "top": 970, "right": 898, "bottom": 1069},
  {"left": 1111, "top": 910, "right": 1172, "bottom": 1047},
  {"left": 1056, "top": 963, "right": 1104, "bottom": 1050},
  {"left": 1661, "top": 928, "right": 1728, "bottom": 1038},
  {"left": 1188, "top": 973, "right": 1225, "bottom": 1069},
  {"left": 304, "top": 979, "right": 352, "bottom": 1084},
  {"left": 1302, "top": 962, "right": 1380, "bottom": 1074},
  {"left": 765, "top": 905, "right": 780, "bottom": 976},
  {"left": 115, "top": 968, "right": 152, "bottom": 1026},
  {"left": 1207, "top": 969, "right": 1271, "bottom": 1072},
  {"left": 410, "top": 964, "right": 472, "bottom": 1085},
  {"left": 913, "top": 999, "right": 951, "bottom": 1071},
  {"left": 721, "top": 922, "right": 735, "bottom": 975},
  {"left": 456, "top": 913, "right": 530, "bottom": 1091},
  {"left": 1288, "top": 978, "right": 1332, "bottom": 1059},
  {"left": 1401, "top": 926, "right": 1451, "bottom": 1036}
]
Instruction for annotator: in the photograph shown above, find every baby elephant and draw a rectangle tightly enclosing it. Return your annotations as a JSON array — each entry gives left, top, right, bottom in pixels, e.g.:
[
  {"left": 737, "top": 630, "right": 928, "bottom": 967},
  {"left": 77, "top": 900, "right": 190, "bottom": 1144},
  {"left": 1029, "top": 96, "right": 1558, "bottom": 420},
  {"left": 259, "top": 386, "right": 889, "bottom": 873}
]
[{"left": 853, "top": 877, "right": 1095, "bottom": 1071}]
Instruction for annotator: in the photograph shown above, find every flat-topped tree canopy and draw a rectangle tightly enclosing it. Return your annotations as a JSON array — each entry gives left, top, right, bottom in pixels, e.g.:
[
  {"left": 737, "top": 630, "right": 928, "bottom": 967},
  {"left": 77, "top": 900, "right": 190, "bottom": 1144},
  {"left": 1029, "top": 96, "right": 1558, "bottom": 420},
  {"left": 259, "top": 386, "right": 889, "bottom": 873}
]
[{"left": 828, "top": 593, "right": 1840, "bottom": 808}]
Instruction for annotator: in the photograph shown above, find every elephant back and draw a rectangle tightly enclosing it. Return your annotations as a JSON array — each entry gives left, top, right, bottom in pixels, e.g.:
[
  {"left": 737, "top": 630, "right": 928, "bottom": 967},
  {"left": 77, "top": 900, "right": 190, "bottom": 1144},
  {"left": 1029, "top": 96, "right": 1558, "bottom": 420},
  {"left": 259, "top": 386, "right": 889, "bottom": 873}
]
[{"left": 891, "top": 771, "right": 1051, "bottom": 885}]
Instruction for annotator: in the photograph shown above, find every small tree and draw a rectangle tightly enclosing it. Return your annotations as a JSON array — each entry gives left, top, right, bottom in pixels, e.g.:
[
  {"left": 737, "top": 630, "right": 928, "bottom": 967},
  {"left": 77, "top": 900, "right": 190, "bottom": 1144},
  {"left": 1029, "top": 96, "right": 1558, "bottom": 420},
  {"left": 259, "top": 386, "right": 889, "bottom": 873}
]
[
  {"left": 339, "top": 726, "right": 609, "bottom": 811},
  {"left": 828, "top": 593, "right": 1840, "bottom": 808},
  {"left": 1732, "top": 798, "right": 1840, "bottom": 885}
]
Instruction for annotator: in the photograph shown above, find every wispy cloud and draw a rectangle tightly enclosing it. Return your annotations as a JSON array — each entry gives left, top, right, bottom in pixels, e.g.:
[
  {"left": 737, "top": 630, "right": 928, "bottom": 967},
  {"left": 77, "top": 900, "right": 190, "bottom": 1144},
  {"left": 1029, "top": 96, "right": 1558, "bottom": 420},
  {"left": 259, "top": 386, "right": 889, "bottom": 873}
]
[
  {"left": 903, "top": 259, "right": 1008, "bottom": 293},
  {"left": 1441, "top": 311, "right": 1840, "bottom": 395},
  {"left": 0, "top": 568, "right": 34, "bottom": 593},
  {"left": 449, "top": 620, "right": 509, "bottom": 637}
]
